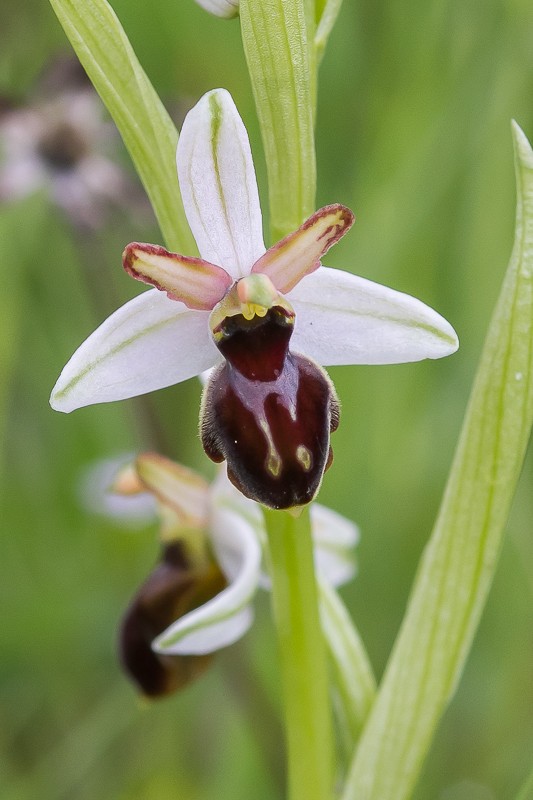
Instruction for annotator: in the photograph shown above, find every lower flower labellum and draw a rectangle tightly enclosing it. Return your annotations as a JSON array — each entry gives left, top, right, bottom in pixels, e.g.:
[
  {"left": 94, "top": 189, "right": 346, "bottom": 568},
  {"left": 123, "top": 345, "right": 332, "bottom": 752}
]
[
  {"left": 119, "top": 541, "right": 226, "bottom": 698},
  {"left": 201, "top": 275, "right": 339, "bottom": 510}
]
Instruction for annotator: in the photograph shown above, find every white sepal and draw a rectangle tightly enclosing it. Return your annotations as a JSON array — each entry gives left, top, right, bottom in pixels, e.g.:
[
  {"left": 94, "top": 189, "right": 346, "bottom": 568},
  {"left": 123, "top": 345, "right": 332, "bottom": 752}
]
[
  {"left": 152, "top": 504, "right": 261, "bottom": 655},
  {"left": 289, "top": 266, "right": 459, "bottom": 365},
  {"left": 50, "top": 289, "right": 220, "bottom": 412},
  {"left": 177, "top": 89, "right": 265, "bottom": 280}
]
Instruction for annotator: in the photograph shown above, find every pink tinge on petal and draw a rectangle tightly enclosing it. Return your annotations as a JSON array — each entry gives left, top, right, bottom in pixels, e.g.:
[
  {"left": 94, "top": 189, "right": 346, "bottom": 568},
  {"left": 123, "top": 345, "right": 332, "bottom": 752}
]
[
  {"left": 251, "top": 204, "right": 355, "bottom": 294},
  {"left": 123, "top": 242, "right": 233, "bottom": 311}
]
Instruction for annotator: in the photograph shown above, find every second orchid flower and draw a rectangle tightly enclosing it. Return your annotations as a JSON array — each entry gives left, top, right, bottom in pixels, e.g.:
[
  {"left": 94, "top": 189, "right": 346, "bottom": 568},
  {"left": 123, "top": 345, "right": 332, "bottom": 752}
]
[{"left": 110, "top": 453, "right": 359, "bottom": 697}]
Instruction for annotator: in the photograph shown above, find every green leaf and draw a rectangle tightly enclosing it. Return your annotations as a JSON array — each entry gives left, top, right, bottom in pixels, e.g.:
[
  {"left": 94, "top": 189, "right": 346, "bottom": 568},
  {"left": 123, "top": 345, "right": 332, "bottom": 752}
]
[
  {"left": 48, "top": 0, "right": 196, "bottom": 255},
  {"left": 319, "top": 579, "right": 376, "bottom": 759},
  {"left": 240, "top": 0, "right": 316, "bottom": 242},
  {"left": 342, "top": 121, "right": 533, "bottom": 800},
  {"left": 315, "top": 0, "right": 344, "bottom": 64}
]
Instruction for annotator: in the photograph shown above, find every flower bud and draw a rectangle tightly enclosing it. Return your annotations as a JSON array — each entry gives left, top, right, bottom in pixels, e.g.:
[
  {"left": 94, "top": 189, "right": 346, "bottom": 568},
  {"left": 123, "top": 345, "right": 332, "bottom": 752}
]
[{"left": 119, "top": 541, "right": 226, "bottom": 698}]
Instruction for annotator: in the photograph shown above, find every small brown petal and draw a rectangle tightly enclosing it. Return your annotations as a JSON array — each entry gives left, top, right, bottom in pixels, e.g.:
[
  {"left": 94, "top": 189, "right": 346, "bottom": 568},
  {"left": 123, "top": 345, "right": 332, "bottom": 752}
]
[
  {"left": 123, "top": 243, "right": 232, "bottom": 311},
  {"left": 251, "top": 204, "right": 354, "bottom": 294}
]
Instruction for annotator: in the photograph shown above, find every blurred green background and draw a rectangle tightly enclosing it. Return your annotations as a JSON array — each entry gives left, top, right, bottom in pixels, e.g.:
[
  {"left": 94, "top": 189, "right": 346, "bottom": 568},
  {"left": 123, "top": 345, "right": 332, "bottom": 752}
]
[{"left": 1, "top": 0, "right": 533, "bottom": 798}]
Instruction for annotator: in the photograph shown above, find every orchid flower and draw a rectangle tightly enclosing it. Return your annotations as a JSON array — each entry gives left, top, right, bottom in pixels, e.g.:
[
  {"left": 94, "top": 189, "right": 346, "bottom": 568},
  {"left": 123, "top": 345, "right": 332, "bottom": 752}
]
[
  {"left": 51, "top": 89, "right": 458, "bottom": 508},
  {"left": 111, "top": 453, "right": 358, "bottom": 696}
]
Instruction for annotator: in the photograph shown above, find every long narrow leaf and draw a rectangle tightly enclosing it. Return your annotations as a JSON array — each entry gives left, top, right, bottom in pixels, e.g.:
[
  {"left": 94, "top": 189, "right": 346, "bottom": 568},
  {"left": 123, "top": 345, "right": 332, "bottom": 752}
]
[
  {"left": 319, "top": 580, "right": 376, "bottom": 757},
  {"left": 342, "top": 121, "right": 533, "bottom": 800},
  {"left": 315, "top": 0, "right": 344, "bottom": 64},
  {"left": 240, "top": 0, "right": 316, "bottom": 242},
  {"left": 48, "top": 0, "right": 196, "bottom": 254}
]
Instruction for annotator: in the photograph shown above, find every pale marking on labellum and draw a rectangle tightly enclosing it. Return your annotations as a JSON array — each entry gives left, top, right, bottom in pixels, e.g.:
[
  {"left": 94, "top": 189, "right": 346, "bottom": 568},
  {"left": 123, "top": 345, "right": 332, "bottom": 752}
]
[
  {"left": 296, "top": 444, "right": 312, "bottom": 472},
  {"left": 259, "top": 418, "right": 282, "bottom": 478}
]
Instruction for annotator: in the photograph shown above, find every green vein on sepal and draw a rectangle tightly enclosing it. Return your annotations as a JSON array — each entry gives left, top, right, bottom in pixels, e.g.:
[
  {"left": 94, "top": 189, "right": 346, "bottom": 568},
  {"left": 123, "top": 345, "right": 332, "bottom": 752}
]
[
  {"left": 48, "top": 0, "right": 196, "bottom": 255},
  {"left": 53, "top": 310, "right": 198, "bottom": 405},
  {"left": 341, "top": 121, "right": 533, "bottom": 800}
]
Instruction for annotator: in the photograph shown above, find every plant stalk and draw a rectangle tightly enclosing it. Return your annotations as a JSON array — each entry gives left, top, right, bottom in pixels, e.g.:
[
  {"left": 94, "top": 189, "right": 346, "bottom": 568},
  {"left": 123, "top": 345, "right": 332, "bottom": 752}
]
[{"left": 263, "top": 507, "right": 334, "bottom": 800}]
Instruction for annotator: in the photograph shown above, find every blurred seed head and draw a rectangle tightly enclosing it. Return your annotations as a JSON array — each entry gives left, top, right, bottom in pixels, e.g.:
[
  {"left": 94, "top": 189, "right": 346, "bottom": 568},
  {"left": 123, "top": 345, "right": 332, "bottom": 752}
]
[{"left": 0, "top": 55, "right": 147, "bottom": 230}]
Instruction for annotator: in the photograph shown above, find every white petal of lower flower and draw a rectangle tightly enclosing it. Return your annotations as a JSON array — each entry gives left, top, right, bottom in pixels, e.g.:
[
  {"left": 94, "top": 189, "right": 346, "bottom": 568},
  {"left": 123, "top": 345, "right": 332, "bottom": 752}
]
[
  {"left": 77, "top": 453, "right": 157, "bottom": 527},
  {"left": 50, "top": 289, "right": 220, "bottom": 412},
  {"left": 315, "top": 548, "right": 357, "bottom": 587},
  {"left": 154, "top": 605, "right": 254, "bottom": 656},
  {"left": 311, "top": 504, "right": 360, "bottom": 549},
  {"left": 177, "top": 89, "right": 265, "bottom": 280},
  {"left": 152, "top": 505, "right": 261, "bottom": 655},
  {"left": 288, "top": 266, "right": 459, "bottom": 365},
  {"left": 209, "top": 464, "right": 264, "bottom": 530},
  {"left": 311, "top": 504, "right": 359, "bottom": 587},
  {"left": 195, "top": 0, "right": 239, "bottom": 17},
  {"left": 258, "top": 506, "right": 358, "bottom": 590}
]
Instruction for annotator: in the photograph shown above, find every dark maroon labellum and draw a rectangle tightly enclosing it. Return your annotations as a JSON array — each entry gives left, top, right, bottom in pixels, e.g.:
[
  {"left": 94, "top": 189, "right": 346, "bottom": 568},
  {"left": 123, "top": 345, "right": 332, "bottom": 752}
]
[
  {"left": 119, "top": 541, "right": 226, "bottom": 699},
  {"left": 201, "top": 306, "right": 339, "bottom": 510}
]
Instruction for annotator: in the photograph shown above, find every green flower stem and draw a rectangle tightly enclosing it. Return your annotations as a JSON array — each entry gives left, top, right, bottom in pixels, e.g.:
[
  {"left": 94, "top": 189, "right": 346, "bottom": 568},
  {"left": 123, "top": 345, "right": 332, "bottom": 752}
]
[
  {"left": 263, "top": 507, "right": 334, "bottom": 800},
  {"left": 319, "top": 579, "right": 376, "bottom": 757},
  {"left": 342, "top": 122, "right": 533, "bottom": 800},
  {"left": 240, "top": 0, "right": 316, "bottom": 242},
  {"left": 48, "top": 0, "right": 196, "bottom": 255}
]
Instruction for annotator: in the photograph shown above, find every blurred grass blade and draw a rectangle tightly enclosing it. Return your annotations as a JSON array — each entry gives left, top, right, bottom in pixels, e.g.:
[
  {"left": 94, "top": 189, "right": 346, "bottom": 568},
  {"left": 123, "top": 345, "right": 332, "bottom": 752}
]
[
  {"left": 240, "top": 0, "right": 316, "bottom": 242},
  {"left": 315, "top": 0, "right": 344, "bottom": 64},
  {"left": 48, "top": 0, "right": 196, "bottom": 255},
  {"left": 342, "top": 121, "right": 533, "bottom": 800},
  {"left": 516, "top": 762, "right": 533, "bottom": 800},
  {"left": 2, "top": 684, "right": 136, "bottom": 799},
  {"left": 319, "top": 580, "right": 376, "bottom": 758},
  {"left": 0, "top": 196, "right": 49, "bottom": 455}
]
